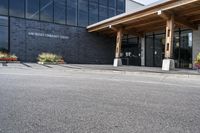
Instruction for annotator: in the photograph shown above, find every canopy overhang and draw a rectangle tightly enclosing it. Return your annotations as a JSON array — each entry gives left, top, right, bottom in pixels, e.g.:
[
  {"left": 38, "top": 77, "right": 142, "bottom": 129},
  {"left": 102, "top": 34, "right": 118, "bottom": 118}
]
[{"left": 87, "top": 0, "right": 200, "bottom": 36}]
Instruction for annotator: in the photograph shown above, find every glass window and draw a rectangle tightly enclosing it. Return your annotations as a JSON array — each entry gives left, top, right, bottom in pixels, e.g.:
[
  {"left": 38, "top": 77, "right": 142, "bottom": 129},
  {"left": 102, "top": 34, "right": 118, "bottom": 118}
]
[
  {"left": 145, "top": 35, "right": 154, "bottom": 67},
  {"left": 0, "top": 0, "right": 8, "bottom": 15},
  {"left": 174, "top": 30, "right": 193, "bottom": 69},
  {"left": 67, "top": 0, "right": 77, "bottom": 26},
  {"left": 99, "top": 0, "right": 107, "bottom": 6},
  {"left": 116, "top": 10, "right": 124, "bottom": 15},
  {"left": 109, "top": 0, "right": 116, "bottom": 8},
  {"left": 0, "top": 16, "right": 8, "bottom": 26},
  {"left": 54, "top": 0, "right": 66, "bottom": 24},
  {"left": 99, "top": 5, "right": 108, "bottom": 21},
  {"left": 0, "top": 16, "right": 8, "bottom": 50},
  {"left": 26, "top": 0, "right": 40, "bottom": 20},
  {"left": 89, "top": 0, "right": 98, "bottom": 25},
  {"left": 108, "top": 8, "right": 115, "bottom": 17},
  {"left": 78, "top": 0, "right": 88, "bottom": 27},
  {"left": 40, "top": 0, "right": 53, "bottom": 22},
  {"left": 10, "top": 0, "right": 25, "bottom": 18},
  {"left": 117, "top": 0, "right": 125, "bottom": 11}
]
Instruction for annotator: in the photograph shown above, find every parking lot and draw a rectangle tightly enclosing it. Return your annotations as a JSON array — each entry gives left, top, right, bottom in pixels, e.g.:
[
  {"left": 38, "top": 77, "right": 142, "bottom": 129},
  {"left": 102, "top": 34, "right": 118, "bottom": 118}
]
[{"left": 0, "top": 63, "right": 200, "bottom": 133}]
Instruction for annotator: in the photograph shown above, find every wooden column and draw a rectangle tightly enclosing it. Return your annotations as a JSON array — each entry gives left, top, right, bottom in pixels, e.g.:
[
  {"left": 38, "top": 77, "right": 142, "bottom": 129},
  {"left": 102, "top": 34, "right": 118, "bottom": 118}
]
[
  {"left": 165, "top": 15, "right": 174, "bottom": 59},
  {"left": 115, "top": 28, "right": 123, "bottom": 58}
]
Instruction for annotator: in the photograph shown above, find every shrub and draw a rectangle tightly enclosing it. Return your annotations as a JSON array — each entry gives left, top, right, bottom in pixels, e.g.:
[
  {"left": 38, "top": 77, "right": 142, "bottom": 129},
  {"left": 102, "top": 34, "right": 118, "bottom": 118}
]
[
  {"left": 37, "top": 53, "right": 63, "bottom": 63},
  {"left": 195, "top": 52, "right": 200, "bottom": 64},
  {"left": 0, "top": 52, "right": 17, "bottom": 58}
]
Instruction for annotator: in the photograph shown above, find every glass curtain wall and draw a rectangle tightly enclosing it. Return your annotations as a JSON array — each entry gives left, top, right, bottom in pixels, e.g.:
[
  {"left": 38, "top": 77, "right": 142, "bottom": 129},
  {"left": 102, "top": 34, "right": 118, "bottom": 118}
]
[
  {"left": 10, "top": 0, "right": 25, "bottom": 18},
  {"left": 108, "top": 0, "right": 116, "bottom": 17},
  {"left": 89, "top": 0, "right": 98, "bottom": 25},
  {"left": 54, "top": 0, "right": 66, "bottom": 24},
  {"left": 117, "top": 0, "right": 125, "bottom": 14},
  {"left": 67, "top": 0, "right": 78, "bottom": 26},
  {"left": 0, "top": 0, "right": 125, "bottom": 27},
  {"left": 0, "top": 0, "right": 8, "bottom": 15},
  {"left": 26, "top": 0, "right": 40, "bottom": 20},
  {"left": 0, "top": 16, "right": 8, "bottom": 51},
  {"left": 145, "top": 30, "right": 193, "bottom": 69},
  {"left": 78, "top": 0, "right": 88, "bottom": 27},
  {"left": 99, "top": 0, "right": 108, "bottom": 21},
  {"left": 40, "top": 0, "right": 53, "bottom": 22}
]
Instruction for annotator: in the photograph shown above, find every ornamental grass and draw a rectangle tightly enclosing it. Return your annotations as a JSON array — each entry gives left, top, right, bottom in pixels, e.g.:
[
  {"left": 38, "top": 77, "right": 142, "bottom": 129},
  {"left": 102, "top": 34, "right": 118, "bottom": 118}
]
[{"left": 37, "top": 53, "right": 63, "bottom": 63}]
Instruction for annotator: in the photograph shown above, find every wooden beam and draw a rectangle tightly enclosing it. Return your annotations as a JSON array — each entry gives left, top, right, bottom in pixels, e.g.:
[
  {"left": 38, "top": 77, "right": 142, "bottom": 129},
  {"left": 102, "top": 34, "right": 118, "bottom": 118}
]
[
  {"left": 125, "top": 19, "right": 163, "bottom": 30},
  {"left": 87, "top": 0, "right": 199, "bottom": 32},
  {"left": 189, "top": 14, "right": 200, "bottom": 22},
  {"left": 165, "top": 15, "right": 174, "bottom": 59},
  {"left": 157, "top": 10, "right": 171, "bottom": 20},
  {"left": 115, "top": 28, "right": 123, "bottom": 58},
  {"left": 174, "top": 16, "right": 198, "bottom": 30},
  {"left": 108, "top": 25, "right": 118, "bottom": 32},
  {"left": 157, "top": 10, "right": 198, "bottom": 30}
]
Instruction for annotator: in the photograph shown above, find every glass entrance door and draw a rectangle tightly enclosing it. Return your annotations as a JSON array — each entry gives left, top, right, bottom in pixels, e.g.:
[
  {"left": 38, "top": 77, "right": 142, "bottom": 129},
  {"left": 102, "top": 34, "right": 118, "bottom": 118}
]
[
  {"left": 174, "top": 30, "right": 193, "bottom": 69},
  {"left": 121, "top": 36, "right": 141, "bottom": 66},
  {"left": 145, "top": 34, "right": 165, "bottom": 67},
  {"left": 154, "top": 34, "right": 165, "bottom": 67},
  {"left": 145, "top": 30, "right": 193, "bottom": 69}
]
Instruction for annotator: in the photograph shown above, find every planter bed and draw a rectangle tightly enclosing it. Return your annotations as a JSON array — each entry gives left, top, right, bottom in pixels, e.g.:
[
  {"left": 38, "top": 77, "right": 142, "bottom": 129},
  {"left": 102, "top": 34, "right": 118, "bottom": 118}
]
[
  {"left": 0, "top": 58, "right": 17, "bottom": 61},
  {"left": 0, "top": 58, "right": 19, "bottom": 63}
]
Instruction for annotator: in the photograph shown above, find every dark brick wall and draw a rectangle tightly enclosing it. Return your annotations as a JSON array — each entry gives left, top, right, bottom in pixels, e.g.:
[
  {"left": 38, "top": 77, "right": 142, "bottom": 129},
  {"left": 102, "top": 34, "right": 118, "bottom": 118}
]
[{"left": 10, "top": 17, "right": 115, "bottom": 64}]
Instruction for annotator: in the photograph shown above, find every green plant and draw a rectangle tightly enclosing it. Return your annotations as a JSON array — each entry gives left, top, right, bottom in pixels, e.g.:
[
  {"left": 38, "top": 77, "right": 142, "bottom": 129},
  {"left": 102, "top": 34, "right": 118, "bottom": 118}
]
[
  {"left": 0, "top": 52, "right": 8, "bottom": 58},
  {"left": 0, "top": 52, "right": 17, "bottom": 58},
  {"left": 37, "top": 53, "right": 63, "bottom": 63},
  {"left": 195, "top": 52, "right": 200, "bottom": 64}
]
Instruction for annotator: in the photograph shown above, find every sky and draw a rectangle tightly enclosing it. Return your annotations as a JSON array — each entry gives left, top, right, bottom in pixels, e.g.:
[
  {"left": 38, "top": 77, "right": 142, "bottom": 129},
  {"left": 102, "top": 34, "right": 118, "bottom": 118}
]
[{"left": 134, "top": 0, "right": 160, "bottom": 5}]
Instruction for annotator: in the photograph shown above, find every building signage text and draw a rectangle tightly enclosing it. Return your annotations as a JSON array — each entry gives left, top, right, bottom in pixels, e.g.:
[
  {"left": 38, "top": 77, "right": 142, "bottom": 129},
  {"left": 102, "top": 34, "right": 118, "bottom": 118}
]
[{"left": 28, "top": 32, "right": 69, "bottom": 40}]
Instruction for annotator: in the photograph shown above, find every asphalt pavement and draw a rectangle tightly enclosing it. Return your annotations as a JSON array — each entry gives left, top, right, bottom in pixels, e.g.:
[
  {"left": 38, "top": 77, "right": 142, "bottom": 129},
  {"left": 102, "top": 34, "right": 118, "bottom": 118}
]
[{"left": 0, "top": 63, "right": 200, "bottom": 133}]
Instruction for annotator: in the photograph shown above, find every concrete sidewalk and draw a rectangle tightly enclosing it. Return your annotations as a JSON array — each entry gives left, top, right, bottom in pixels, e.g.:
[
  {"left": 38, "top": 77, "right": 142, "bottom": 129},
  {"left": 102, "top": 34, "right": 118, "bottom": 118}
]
[
  {"left": 65, "top": 64, "right": 200, "bottom": 75},
  {"left": 1, "top": 63, "right": 200, "bottom": 76}
]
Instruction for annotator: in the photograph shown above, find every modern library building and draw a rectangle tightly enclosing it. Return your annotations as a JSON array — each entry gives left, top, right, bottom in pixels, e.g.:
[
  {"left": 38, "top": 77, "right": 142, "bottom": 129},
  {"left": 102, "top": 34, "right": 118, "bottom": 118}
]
[{"left": 0, "top": 0, "right": 200, "bottom": 70}]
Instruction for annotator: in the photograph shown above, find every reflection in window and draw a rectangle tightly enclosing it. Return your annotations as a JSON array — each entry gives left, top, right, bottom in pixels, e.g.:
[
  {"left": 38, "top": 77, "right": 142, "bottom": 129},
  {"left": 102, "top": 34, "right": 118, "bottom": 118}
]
[
  {"left": 109, "top": 0, "right": 116, "bottom": 8},
  {"left": 99, "top": 0, "right": 107, "bottom": 6},
  {"left": 40, "top": 0, "right": 53, "bottom": 22},
  {"left": 117, "top": 10, "right": 124, "bottom": 15},
  {"left": 10, "top": 0, "right": 25, "bottom": 18},
  {"left": 89, "top": 0, "right": 98, "bottom": 25},
  {"left": 0, "top": 0, "right": 8, "bottom": 15},
  {"left": 108, "top": 8, "right": 115, "bottom": 17},
  {"left": 108, "top": 0, "right": 116, "bottom": 17},
  {"left": 145, "top": 36, "right": 154, "bottom": 67},
  {"left": 0, "top": 16, "right": 8, "bottom": 50},
  {"left": 54, "top": 0, "right": 66, "bottom": 24},
  {"left": 67, "top": 0, "right": 77, "bottom": 26},
  {"left": 0, "top": 16, "right": 8, "bottom": 26},
  {"left": 117, "top": 0, "right": 125, "bottom": 11},
  {"left": 26, "top": 0, "right": 40, "bottom": 20},
  {"left": 99, "top": 5, "right": 108, "bottom": 21},
  {"left": 78, "top": 0, "right": 88, "bottom": 27}
]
